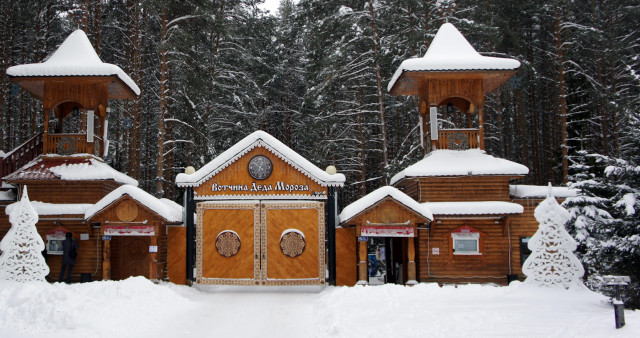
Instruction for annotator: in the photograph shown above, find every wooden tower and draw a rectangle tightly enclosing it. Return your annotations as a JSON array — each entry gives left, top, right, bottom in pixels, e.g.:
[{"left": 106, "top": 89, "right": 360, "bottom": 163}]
[
  {"left": 387, "top": 23, "right": 519, "bottom": 153},
  {"left": 5, "top": 29, "right": 139, "bottom": 161}
]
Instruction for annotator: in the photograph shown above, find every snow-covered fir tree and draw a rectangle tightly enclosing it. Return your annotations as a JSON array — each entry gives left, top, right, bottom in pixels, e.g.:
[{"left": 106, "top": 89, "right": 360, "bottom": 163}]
[
  {"left": 0, "top": 187, "right": 49, "bottom": 282},
  {"left": 523, "top": 187, "right": 585, "bottom": 289}
]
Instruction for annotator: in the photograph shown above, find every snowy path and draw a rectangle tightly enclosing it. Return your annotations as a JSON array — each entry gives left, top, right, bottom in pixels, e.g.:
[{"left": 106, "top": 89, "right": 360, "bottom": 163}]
[
  {"left": 1, "top": 278, "right": 639, "bottom": 337},
  {"left": 157, "top": 288, "right": 319, "bottom": 337}
]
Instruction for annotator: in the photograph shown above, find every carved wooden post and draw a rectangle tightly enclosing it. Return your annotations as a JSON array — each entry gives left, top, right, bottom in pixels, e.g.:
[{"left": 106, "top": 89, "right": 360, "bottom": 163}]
[
  {"left": 149, "top": 228, "right": 158, "bottom": 280},
  {"left": 478, "top": 105, "right": 485, "bottom": 150},
  {"left": 357, "top": 239, "right": 368, "bottom": 285},
  {"left": 102, "top": 238, "right": 111, "bottom": 280},
  {"left": 406, "top": 237, "right": 418, "bottom": 285}
]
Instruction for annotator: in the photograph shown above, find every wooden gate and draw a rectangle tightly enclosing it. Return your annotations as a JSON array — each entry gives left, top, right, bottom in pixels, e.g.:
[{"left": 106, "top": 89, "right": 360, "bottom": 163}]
[
  {"left": 112, "top": 236, "right": 150, "bottom": 280},
  {"left": 197, "top": 201, "right": 325, "bottom": 286}
]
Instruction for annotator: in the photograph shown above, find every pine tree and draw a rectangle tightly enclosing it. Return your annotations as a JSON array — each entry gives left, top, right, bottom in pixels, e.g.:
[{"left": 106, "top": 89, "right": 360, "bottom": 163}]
[
  {"left": 0, "top": 187, "right": 49, "bottom": 282},
  {"left": 523, "top": 187, "right": 585, "bottom": 289}
]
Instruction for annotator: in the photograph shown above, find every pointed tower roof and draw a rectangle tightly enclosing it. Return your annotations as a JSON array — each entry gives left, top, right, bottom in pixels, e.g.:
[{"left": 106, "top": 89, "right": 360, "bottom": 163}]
[
  {"left": 7, "top": 30, "right": 140, "bottom": 98},
  {"left": 388, "top": 23, "right": 520, "bottom": 95}
]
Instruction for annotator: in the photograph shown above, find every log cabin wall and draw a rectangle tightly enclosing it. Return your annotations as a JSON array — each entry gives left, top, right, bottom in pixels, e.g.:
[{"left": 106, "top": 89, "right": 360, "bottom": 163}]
[
  {"left": 412, "top": 176, "right": 514, "bottom": 202},
  {"left": 17, "top": 181, "right": 122, "bottom": 204},
  {"left": 0, "top": 211, "right": 103, "bottom": 282},
  {"left": 416, "top": 218, "right": 511, "bottom": 284}
]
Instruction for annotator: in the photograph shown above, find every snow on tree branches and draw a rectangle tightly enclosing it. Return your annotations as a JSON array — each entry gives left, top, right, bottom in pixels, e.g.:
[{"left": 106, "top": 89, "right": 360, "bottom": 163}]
[
  {"left": 0, "top": 187, "right": 49, "bottom": 282},
  {"left": 523, "top": 186, "right": 585, "bottom": 289}
]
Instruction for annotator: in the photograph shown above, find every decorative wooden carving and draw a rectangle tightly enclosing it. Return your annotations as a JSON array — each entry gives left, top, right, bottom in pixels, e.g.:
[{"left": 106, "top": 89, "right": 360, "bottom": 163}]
[
  {"left": 280, "top": 231, "right": 306, "bottom": 258},
  {"left": 116, "top": 200, "right": 139, "bottom": 222},
  {"left": 56, "top": 136, "right": 76, "bottom": 155},
  {"left": 447, "top": 131, "right": 470, "bottom": 150},
  {"left": 215, "top": 231, "right": 241, "bottom": 257}
]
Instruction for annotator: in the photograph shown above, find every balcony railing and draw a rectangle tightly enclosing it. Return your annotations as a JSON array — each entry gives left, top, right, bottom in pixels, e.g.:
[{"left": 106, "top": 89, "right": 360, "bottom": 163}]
[
  {"left": 1, "top": 132, "right": 43, "bottom": 179},
  {"left": 437, "top": 129, "right": 480, "bottom": 150},
  {"left": 44, "top": 133, "right": 94, "bottom": 155}
]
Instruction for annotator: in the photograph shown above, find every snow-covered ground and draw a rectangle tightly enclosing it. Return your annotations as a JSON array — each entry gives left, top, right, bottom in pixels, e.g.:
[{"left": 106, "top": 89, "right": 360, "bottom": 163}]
[{"left": 0, "top": 277, "right": 637, "bottom": 337}]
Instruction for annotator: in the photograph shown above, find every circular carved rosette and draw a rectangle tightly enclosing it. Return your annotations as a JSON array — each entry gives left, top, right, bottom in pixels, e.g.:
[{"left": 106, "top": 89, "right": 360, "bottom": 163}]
[
  {"left": 116, "top": 200, "right": 139, "bottom": 222},
  {"left": 216, "top": 231, "right": 241, "bottom": 257},
  {"left": 280, "top": 231, "right": 306, "bottom": 258}
]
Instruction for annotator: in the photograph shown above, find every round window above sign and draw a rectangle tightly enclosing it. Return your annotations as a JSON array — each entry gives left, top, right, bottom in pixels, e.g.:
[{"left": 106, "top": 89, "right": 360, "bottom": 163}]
[
  {"left": 248, "top": 155, "right": 273, "bottom": 180},
  {"left": 116, "top": 200, "right": 139, "bottom": 222}
]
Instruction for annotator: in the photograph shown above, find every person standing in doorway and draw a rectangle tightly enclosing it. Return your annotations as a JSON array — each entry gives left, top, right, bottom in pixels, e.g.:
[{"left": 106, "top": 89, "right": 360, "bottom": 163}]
[{"left": 58, "top": 232, "right": 78, "bottom": 283}]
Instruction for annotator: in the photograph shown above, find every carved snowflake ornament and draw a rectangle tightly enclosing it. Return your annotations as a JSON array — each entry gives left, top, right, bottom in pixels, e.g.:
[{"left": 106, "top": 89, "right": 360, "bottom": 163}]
[
  {"left": 522, "top": 189, "right": 585, "bottom": 289},
  {"left": 0, "top": 186, "right": 50, "bottom": 282}
]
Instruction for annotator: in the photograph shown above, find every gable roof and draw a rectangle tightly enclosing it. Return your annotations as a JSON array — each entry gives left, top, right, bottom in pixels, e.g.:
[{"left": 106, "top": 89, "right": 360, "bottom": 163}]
[
  {"left": 390, "top": 149, "right": 529, "bottom": 185},
  {"left": 3, "top": 156, "right": 138, "bottom": 186},
  {"left": 85, "top": 185, "right": 182, "bottom": 223},
  {"left": 175, "top": 130, "right": 346, "bottom": 188},
  {"left": 388, "top": 23, "right": 520, "bottom": 92},
  {"left": 339, "top": 186, "right": 433, "bottom": 224},
  {"left": 6, "top": 30, "right": 140, "bottom": 96}
]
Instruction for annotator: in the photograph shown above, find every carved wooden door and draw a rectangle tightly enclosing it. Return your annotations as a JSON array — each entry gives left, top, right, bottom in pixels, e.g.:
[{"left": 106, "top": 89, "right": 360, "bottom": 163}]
[
  {"left": 197, "top": 201, "right": 325, "bottom": 286},
  {"left": 117, "top": 236, "right": 150, "bottom": 280}
]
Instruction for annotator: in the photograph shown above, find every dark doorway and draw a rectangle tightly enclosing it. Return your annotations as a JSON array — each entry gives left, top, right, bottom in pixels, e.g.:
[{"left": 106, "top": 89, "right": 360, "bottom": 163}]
[{"left": 367, "top": 237, "right": 405, "bottom": 285}]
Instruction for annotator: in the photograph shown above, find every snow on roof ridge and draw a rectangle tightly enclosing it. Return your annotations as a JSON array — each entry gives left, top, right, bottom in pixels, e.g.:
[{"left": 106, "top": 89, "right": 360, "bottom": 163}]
[
  {"left": 387, "top": 23, "right": 520, "bottom": 92},
  {"left": 339, "top": 186, "right": 433, "bottom": 223},
  {"left": 175, "top": 130, "right": 346, "bottom": 187},
  {"left": 29, "top": 201, "right": 94, "bottom": 216},
  {"left": 390, "top": 149, "right": 529, "bottom": 185},
  {"left": 85, "top": 185, "right": 182, "bottom": 222},
  {"left": 6, "top": 30, "right": 140, "bottom": 96},
  {"left": 48, "top": 158, "right": 138, "bottom": 186},
  {"left": 424, "top": 201, "right": 524, "bottom": 216},
  {"left": 510, "top": 184, "right": 579, "bottom": 199}
]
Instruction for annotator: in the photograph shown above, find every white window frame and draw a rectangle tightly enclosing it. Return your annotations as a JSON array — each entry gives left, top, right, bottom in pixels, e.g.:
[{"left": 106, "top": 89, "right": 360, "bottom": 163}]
[{"left": 451, "top": 231, "right": 481, "bottom": 255}]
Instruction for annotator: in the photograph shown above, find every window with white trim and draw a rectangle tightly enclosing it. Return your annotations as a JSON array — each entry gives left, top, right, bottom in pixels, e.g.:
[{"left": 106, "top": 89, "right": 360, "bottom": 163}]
[{"left": 452, "top": 231, "right": 480, "bottom": 255}]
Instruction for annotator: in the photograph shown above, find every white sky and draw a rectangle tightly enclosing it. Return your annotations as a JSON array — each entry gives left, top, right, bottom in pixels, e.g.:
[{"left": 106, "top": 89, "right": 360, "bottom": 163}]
[{"left": 258, "top": 0, "right": 283, "bottom": 15}]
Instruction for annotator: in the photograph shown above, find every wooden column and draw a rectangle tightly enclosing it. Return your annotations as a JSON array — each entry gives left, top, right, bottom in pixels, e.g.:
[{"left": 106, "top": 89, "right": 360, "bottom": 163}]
[
  {"left": 357, "top": 239, "right": 368, "bottom": 285},
  {"left": 102, "top": 238, "right": 111, "bottom": 280},
  {"left": 478, "top": 105, "right": 485, "bottom": 150},
  {"left": 149, "top": 228, "right": 158, "bottom": 280},
  {"left": 406, "top": 237, "right": 418, "bottom": 285}
]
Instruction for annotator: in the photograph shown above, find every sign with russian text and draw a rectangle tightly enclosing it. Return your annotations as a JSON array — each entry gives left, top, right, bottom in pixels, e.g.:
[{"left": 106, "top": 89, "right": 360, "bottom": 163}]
[{"left": 360, "top": 226, "right": 414, "bottom": 237}]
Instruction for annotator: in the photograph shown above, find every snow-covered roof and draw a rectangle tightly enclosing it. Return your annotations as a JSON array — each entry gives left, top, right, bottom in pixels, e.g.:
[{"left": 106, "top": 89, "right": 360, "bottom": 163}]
[
  {"left": 85, "top": 185, "right": 182, "bottom": 223},
  {"left": 6, "top": 30, "right": 140, "bottom": 96},
  {"left": 175, "top": 130, "right": 346, "bottom": 187},
  {"left": 4, "top": 156, "right": 138, "bottom": 186},
  {"left": 510, "top": 185, "right": 579, "bottom": 199},
  {"left": 390, "top": 149, "right": 529, "bottom": 185},
  {"left": 339, "top": 186, "right": 433, "bottom": 224},
  {"left": 29, "top": 201, "right": 93, "bottom": 215},
  {"left": 388, "top": 23, "right": 520, "bottom": 92},
  {"left": 425, "top": 201, "right": 524, "bottom": 216}
]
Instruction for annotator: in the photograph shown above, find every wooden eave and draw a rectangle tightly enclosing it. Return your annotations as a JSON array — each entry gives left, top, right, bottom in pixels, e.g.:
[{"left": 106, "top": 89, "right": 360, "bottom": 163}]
[
  {"left": 8, "top": 75, "right": 138, "bottom": 100},
  {"left": 389, "top": 69, "right": 517, "bottom": 97},
  {"left": 340, "top": 196, "right": 432, "bottom": 227},
  {"left": 393, "top": 173, "right": 527, "bottom": 187},
  {"left": 86, "top": 194, "right": 177, "bottom": 224}
]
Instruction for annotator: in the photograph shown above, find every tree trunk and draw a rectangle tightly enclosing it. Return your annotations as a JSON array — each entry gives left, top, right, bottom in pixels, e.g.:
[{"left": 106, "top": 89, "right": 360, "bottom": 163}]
[
  {"left": 555, "top": 11, "right": 569, "bottom": 183},
  {"left": 367, "top": 0, "right": 389, "bottom": 184},
  {"left": 156, "top": 11, "right": 168, "bottom": 198}
]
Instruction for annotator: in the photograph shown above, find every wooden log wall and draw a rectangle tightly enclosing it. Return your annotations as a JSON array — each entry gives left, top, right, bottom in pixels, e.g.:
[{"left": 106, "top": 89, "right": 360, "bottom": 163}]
[
  {"left": 416, "top": 218, "right": 511, "bottom": 284},
  {"left": 414, "top": 176, "right": 514, "bottom": 202},
  {"left": 0, "top": 211, "right": 103, "bottom": 282},
  {"left": 509, "top": 198, "right": 549, "bottom": 280},
  {"left": 18, "top": 181, "right": 121, "bottom": 204}
]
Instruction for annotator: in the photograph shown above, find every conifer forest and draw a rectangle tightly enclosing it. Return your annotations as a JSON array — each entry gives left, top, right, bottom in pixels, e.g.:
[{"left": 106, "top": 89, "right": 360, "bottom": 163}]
[{"left": 1, "top": 1, "right": 639, "bottom": 306}]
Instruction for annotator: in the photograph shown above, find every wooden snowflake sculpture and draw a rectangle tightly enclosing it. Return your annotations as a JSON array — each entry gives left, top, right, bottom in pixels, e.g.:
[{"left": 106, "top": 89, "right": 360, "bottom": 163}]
[
  {"left": 0, "top": 187, "right": 50, "bottom": 282},
  {"left": 522, "top": 189, "right": 584, "bottom": 289}
]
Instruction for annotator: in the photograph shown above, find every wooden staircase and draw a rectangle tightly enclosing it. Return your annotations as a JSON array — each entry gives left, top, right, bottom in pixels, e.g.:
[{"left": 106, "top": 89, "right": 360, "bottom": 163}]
[{"left": 1, "top": 132, "right": 43, "bottom": 180}]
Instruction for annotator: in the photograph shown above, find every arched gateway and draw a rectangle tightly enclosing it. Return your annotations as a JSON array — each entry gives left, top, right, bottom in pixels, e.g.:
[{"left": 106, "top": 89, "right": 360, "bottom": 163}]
[{"left": 176, "top": 131, "right": 345, "bottom": 286}]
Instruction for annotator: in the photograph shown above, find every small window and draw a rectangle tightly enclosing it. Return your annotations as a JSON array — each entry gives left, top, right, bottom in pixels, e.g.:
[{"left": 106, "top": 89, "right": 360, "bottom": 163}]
[
  {"left": 520, "top": 237, "right": 531, "bottom": 265},
  {"left": 47, "top": 239, "right": 64, "bottom": 255},
  {"left": 452, "top": 231, "right": 480, "bottom": 255}
]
